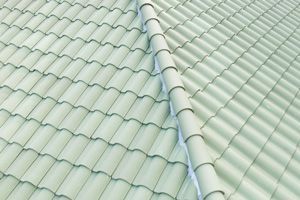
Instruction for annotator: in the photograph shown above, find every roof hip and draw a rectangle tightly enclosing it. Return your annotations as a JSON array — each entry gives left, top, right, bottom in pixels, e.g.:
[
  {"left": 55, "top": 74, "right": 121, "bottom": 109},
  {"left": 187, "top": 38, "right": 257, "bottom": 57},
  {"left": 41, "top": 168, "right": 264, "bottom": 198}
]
[{"left": 136, "top": 0, "right": 225, "bottom": 199}]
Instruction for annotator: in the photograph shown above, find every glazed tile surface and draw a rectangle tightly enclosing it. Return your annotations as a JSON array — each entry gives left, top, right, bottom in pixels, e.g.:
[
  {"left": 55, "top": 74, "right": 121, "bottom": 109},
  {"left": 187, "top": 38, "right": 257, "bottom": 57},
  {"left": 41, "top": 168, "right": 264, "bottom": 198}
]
[
  {"left": 0, "top": 0, "right": 198, "bottom": 199},
  {"left": 1, "top": 0, "right": 300, "bottom": 199},
  {"left": 152, "top": 0, "right": 300, "bottom": 199}
]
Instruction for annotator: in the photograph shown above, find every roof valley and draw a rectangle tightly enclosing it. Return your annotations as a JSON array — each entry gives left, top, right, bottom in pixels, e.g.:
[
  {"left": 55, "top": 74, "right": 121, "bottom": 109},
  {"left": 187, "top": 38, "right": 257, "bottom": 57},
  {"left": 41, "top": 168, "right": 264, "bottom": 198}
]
[{"left": 136, "top": 0, "right": 225, "bottom": 199}]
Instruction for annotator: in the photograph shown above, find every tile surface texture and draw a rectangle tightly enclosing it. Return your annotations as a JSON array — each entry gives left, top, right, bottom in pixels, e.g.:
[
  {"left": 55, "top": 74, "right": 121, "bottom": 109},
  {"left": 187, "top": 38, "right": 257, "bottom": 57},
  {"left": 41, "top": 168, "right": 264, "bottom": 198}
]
[
  {"left": 152, "top": 0, "right": 300, "bottom": 199},
  {"left": 0, "top": 0, "right": 300, "bottom": 200},
  {"left": 0, "top": 0, "right": 198, "bottom": 199}
]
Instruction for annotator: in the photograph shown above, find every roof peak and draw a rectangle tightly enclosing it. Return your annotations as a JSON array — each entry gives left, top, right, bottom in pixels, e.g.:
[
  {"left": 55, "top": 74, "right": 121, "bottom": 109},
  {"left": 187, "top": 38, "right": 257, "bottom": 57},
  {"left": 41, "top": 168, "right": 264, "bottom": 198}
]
[{"left": 136, "top": 1, "right": 225, "bottom": 199}]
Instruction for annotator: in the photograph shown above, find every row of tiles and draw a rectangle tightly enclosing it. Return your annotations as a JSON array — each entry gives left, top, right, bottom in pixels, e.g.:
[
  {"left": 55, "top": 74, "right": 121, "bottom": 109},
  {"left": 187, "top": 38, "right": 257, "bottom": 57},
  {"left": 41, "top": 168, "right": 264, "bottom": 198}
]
[
  {"left": 0, "top": 135, "right": 192, "bottom": 199},
  {"left": 0, "top": 1, "right": 140, "bottom": 29},
  {"left": 0, "top": 31, "right": 151, "bottom": 70},
  {"left": 0, "top": 7, "right": 148, "bottom": 50},
  {"left": 2, "top": 0, "right": 136, "bottom": 13},
  {"left": 0, "top": 36, "right": 153, "bottom": 72},
  {"left": 0, "top": 107, "right": 183, "bottom": 164},
  {"left": 0, "top": 172, "right": 197, "bottom": 200},
  {"left": 0, "top": 60, "right": 165, "bottom": 101},
  {"left": 0, "top": 80, "right": 176, "bottom": 129},
  {"left": 0, "top": 160, "right": 197, "bottom": 200},
  {"left": 0, "top": 42, "right": 155, "bottom": 76}
]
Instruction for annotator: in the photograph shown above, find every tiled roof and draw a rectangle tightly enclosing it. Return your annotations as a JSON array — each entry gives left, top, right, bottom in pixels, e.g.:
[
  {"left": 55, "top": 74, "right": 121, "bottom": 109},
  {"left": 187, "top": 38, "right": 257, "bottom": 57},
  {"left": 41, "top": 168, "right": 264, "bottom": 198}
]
[
  {"left": 0, "top": 0, "right": 199, "bottom": 199},
  {"left": 152, "top": 0, "right": 300, "bottom": 199},
  {"left": 1, "top": 0, "right": 300, "bottom": 200}
]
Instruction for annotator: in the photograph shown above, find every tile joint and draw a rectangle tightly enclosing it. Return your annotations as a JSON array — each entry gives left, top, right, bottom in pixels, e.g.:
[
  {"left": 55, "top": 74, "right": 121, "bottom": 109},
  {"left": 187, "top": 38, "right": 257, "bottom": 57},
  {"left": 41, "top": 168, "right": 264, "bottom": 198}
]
[{"left": 136, "top": 0, "right": 225, "bottom": 199}]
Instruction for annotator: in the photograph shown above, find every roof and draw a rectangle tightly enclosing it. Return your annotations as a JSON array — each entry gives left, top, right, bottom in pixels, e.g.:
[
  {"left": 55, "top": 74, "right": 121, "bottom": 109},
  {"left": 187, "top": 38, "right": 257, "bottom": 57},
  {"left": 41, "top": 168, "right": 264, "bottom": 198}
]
[
  {"left": 151, "top": 0, "right": 300, "bottom": 199},
  {"left": 0, "top": 0, "right": 198, "bottom": 199},
  {"left": 0, "top": 0, "right": 300, "bottom": 199}
]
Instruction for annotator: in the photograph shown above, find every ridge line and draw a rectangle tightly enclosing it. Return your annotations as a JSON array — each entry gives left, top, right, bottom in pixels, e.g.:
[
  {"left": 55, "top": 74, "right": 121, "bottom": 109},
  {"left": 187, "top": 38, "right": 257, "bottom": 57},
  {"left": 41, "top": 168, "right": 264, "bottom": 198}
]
[{"left": 135, "top": 0, "right": 225, "bottom": 199}]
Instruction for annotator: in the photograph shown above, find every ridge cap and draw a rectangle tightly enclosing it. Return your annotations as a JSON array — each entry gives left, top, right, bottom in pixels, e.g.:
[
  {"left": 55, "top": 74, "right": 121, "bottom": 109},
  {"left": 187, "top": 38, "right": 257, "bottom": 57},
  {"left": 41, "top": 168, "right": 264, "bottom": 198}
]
[{"left": 135, "top": 0, "right": 225, "bottom": 199}]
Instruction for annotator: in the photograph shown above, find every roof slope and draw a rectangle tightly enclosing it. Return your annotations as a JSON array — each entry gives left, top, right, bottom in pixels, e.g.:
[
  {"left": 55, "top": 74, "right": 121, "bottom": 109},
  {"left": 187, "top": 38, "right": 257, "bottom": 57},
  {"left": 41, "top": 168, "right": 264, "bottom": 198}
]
[
  {"left": 1, "top": 0, "right": 300, "bottom": 199},
  {"left": 0, "top": 0, "right": 199, "bottom": 199},
  {"left": 152, "top": 0, "right": 300, "bottom": 199}
]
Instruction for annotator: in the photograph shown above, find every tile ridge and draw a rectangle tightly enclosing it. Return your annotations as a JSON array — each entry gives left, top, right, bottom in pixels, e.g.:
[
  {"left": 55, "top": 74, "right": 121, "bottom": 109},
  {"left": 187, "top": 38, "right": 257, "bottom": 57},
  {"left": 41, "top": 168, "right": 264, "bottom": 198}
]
[{"left": 135, "top": 0, "right": 225, "bottom": 199}]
